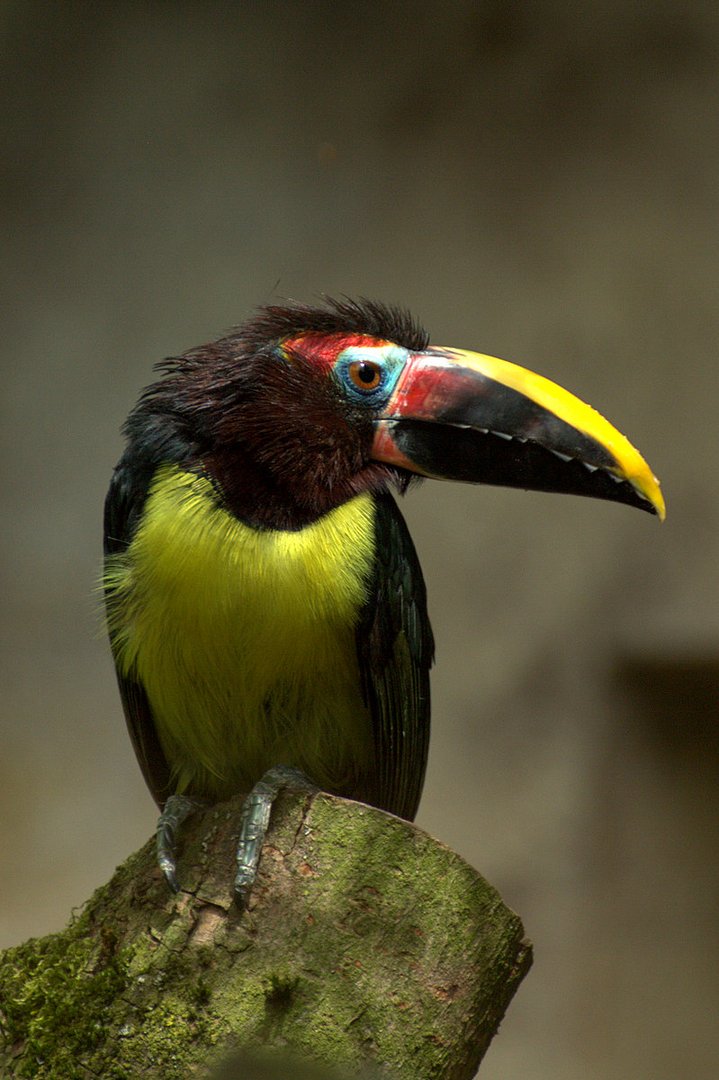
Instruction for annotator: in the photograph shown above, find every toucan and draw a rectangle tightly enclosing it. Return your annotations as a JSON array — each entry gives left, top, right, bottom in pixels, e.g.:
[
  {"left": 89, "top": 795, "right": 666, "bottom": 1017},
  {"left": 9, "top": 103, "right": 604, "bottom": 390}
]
[{"left": 104, "top": 297, "right": 664, "bottom": 899}]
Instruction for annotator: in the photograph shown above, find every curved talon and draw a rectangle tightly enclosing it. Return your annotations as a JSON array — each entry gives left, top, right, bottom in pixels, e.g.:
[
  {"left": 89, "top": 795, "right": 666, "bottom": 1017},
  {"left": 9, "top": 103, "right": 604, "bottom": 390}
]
[
  {"left": 158, "top": 854, "right": 180, "bottom": 894},
  {"left": 156, "top": 793, "right": 199, "bottom": 893},
  {"left": 234, "top": 765, "right": 317, "bottom": 905}
]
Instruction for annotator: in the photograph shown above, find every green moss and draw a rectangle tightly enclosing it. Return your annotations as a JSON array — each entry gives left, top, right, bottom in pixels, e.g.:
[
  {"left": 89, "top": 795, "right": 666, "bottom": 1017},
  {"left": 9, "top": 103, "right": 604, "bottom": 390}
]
[
  {"left": 0, "top": 791, "right": 531, "bottom": 1078},
  {"left": 0, "top": 914, "right": 131, "bottom": 1078},
  {"left": 193, "top": 977, "right": 212, "bottom": 1008}
]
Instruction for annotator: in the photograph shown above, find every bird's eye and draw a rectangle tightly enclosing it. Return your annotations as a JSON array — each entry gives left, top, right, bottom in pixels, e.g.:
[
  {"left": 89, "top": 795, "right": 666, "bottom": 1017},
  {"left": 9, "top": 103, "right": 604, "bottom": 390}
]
[{"left": 348, "top": 359, "right": 382, "bottom": 391}]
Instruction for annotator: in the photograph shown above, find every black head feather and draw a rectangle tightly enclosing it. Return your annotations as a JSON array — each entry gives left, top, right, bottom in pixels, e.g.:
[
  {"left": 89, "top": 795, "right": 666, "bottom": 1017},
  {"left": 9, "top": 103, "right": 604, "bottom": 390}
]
[
  {"left": 234, "top": 296, "right": 430, "bottom": 355},
  {"left": 120, "top": 296, "right": 423, "bottom": 530},
  {"left": 136, "top": 296, "right": 428, "bottom": 422}
]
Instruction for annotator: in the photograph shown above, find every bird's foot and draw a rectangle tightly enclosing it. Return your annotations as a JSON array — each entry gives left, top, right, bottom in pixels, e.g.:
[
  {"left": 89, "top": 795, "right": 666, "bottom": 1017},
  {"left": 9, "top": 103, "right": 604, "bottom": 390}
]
[
  {"left": 156, "top": 793, "right": 203, "bottom": 893},
  {"left": 235, "top": 765, "right": 317, "bottom": 907}
]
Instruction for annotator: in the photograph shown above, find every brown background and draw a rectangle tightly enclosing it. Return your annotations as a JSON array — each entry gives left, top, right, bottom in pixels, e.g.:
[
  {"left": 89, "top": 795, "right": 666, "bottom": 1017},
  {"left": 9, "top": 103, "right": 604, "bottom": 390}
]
[{"left": 2, "top": 4, "right": 718, "bottom": 1077}]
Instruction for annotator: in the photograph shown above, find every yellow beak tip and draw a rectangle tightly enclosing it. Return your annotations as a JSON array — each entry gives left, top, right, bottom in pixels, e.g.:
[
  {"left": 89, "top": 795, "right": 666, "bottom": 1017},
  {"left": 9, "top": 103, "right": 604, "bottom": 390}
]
[{"left": 644, "top": 478, "right": 665, "bottom": 522}]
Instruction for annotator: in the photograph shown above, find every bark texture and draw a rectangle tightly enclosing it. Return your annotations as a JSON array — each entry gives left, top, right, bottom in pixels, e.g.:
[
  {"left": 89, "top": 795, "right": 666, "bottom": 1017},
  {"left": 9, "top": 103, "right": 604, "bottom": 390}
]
[{"left": 0, "top": 791, "right": 532, "bottom": 1078}]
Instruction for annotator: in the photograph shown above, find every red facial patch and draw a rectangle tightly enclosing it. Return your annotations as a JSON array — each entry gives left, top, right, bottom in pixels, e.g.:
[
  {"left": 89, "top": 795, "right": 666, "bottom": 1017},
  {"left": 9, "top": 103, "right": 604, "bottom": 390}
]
[{"left": 281, "top": 333, "right": 390, "bottom": 372}]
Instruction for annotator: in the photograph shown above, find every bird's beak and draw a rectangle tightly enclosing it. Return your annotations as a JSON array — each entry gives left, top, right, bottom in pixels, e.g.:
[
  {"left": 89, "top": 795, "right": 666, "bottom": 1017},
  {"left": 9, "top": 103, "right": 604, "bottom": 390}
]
[{"left": 372, "top": 347, "right": 665, "bottom": 519}]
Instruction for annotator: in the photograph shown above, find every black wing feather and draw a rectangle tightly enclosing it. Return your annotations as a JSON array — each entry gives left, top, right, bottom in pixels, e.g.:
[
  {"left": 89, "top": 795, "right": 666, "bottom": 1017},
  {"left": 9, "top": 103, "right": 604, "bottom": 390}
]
[
  {"left": 104, "top": 456, "right": 173, "bottom": 807},
  {"left": 357, "top": 492, "right": 434, "bottom": 821}
]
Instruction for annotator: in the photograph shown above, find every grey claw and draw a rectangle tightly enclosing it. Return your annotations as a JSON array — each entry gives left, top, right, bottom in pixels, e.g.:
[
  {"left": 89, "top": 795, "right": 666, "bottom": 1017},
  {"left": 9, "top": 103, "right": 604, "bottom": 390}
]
[
  {"left": 234, "top": 766, "right": 317, "bottom": 905},
  {"left": 156, "top": 794, "right": 199, "bottom": 893}
]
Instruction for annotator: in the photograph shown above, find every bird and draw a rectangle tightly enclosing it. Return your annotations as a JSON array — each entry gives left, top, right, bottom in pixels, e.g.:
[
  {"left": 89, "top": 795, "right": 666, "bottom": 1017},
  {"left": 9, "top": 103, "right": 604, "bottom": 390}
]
[{"left": 103, "top": 296, "right": 664, "bottom": 900}]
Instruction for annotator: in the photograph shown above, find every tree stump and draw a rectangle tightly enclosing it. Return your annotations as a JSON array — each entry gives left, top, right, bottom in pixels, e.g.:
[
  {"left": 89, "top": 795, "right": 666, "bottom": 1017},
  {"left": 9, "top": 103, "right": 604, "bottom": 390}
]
[{"left": 0, "top": 791, "right": 532, "bottom": 1078}]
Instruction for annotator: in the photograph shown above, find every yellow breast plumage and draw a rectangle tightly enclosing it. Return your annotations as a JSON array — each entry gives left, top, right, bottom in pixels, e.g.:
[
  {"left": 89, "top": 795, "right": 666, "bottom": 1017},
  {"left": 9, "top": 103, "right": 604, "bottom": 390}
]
[{"left": 104, "top": 464, "right": 377, "bottom": 799}]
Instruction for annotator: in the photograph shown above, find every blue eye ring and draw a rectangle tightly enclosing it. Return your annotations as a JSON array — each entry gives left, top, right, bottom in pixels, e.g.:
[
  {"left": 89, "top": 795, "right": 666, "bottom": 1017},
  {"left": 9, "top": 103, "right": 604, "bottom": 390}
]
[
  {"left": 336, "top": 343, "right": 408, "bottom": 403},
  {"left": 348, "top": 358, "right": 382, "bottom": 391}
]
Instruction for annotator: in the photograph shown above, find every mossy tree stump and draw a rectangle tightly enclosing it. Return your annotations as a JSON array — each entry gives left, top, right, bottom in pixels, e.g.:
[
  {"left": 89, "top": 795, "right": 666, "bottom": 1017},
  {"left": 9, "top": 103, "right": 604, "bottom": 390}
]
[{"left": 0, "top": 791, "right": 532, "bottom": 1078}]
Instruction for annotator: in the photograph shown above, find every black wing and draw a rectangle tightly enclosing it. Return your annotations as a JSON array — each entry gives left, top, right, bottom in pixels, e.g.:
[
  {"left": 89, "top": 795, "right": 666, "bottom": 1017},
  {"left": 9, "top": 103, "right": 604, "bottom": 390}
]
[
  {"left": 104, "top": 455, "right": 173, "bottom": 807},
  {"left": 356, "top": 491, "right": 435, "bottom": 821}
]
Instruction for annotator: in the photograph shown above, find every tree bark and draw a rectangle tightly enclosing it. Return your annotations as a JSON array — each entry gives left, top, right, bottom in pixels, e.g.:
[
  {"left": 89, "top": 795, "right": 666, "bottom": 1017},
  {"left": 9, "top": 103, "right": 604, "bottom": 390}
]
[{"left": 0, "top": 791, "right": 532, "bottom": 1079}]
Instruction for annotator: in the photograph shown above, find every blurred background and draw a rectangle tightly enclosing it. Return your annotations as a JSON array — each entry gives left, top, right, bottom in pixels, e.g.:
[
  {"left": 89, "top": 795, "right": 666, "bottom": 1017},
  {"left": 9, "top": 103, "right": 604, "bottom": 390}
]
[{"left": 2, "top": 3, "right": 717, "bottom": 1077}]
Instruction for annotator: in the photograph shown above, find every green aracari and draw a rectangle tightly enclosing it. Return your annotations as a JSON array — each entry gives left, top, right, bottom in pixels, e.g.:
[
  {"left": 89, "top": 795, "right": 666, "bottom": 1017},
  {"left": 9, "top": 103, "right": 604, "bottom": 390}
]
[{"left": 104, "top": 297, "right": 664, "bottom": 900}]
